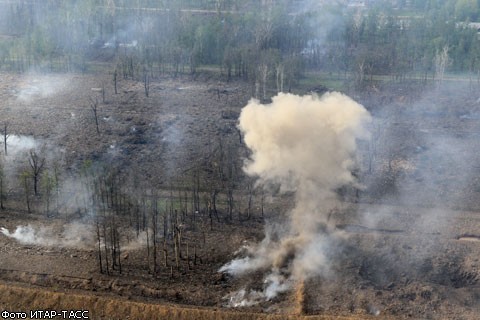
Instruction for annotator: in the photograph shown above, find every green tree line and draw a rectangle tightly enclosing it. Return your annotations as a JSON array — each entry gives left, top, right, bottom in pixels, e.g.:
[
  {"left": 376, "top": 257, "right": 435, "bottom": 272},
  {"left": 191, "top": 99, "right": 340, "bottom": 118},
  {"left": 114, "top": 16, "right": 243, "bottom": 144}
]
[{"left": 1, "top": 0, "right": 480, "bottom": 84}]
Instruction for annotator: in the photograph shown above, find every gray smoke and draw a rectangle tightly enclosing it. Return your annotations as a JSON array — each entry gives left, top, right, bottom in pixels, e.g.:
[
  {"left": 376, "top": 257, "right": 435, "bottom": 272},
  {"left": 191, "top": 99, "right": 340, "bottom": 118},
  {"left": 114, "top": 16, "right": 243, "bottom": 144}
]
[
  {"left": 5, "top": 135, "right": 38, "bottom": 157},
  {"left": 16, "top": 73, "right": 72, "bottom": 103},
  {"left": 1, "top": 222, "right": 94, "bottom": 249}
]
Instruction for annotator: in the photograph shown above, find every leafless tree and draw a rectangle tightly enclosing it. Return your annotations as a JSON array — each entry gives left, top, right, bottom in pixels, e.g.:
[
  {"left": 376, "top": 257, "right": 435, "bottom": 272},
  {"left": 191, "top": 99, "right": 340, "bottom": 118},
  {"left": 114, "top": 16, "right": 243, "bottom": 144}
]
[
  {"left": 3, "top": 123, "right": 9, "bottom": 156},
  {"left": 254, "top": 7, "right": 273, "bottom": 50},
  {"left": 101, "top": 82, "right": 106, "bottom": 103},
  {"left": 90, "top": 97, "right": 100, "bottom": 135},
  {"left": 0, "top": 158, "right": 5, "bottom": 210},
  {"left": 152, "top": 197, "right": 160, "bottom": 274},
  {"left": 245, "top": 178, "right": 255, "bottom": 220},
  {"left": 95, "top": 218, "right": 104, "bottom": 273},
  {"left": 143, "top": 69, "right": 150, "bottom": 97},
  {"left": 434, "top": 45, "right": 450, "bottom": 83},
  {"left": 28, "top": 149, "right": 46, "bottom": 196},
  {"left": 41, "top": 170, "right": 55, "bottom": 215},
  {"left": 259, "top": 63, "right": 268, "bottom": 101},
  {"left": 113, "top": 68, "right": 118, "bottom": 94},
  {"left": 20, "top": 170, "right": 31, "bottom": 213},
  {"left": 275, "top": 62, "right": 285, "bottom": 93}
]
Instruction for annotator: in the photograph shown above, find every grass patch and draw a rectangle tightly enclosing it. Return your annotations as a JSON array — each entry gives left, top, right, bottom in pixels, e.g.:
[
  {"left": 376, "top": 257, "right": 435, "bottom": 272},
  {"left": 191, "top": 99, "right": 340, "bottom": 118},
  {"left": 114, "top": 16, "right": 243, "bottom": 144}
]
[{"left": 298, "top": 72, "right": 348, "bottom": 92}]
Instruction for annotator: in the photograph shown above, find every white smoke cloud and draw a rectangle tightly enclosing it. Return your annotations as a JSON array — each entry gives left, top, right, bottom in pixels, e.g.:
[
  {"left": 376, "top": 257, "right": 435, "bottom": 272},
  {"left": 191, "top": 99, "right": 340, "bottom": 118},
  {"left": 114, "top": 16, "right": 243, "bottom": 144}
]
[
  {"left": 263, "top": 271, "right": 291, "bottom": 300},
  {"left": 5, "top": 135, "right": 39, "bottom": 157},
  {"left": 223, "top": 288, "right": 264, "bottom": 307},
  {"left": 220, "top": 92, "right": 371, "bottom": 304},
  {"left": 223, "top": 271, "right": 292, "bottom": 308},
  {"left": 1, "top": 223, "right": 154, "bottom": 252},
  {"left": 239, "top": 93, "right": 369, "bottom": 193},
  {"left": 1, "top": 222, "right": 94, "bottom": 249},
  {"left": 17, "top": 73, "right": 71, "bottom": 103}
]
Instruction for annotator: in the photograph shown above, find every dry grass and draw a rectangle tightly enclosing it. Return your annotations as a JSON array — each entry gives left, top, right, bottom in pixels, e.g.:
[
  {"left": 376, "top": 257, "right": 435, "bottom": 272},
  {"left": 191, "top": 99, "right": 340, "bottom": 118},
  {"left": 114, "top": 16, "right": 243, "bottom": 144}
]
[
  {"left": 295, "top": 281, "right": 306, "bottom": 316},
  {"left": 0, "top": 282, "right": 381, "bottom": 320}
]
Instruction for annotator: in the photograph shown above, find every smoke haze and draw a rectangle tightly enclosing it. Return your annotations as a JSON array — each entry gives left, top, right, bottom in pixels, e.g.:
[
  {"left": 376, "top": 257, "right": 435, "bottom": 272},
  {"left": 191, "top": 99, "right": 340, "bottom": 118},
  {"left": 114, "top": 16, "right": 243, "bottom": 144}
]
[
  {"left": 221, "top": 92, "right": 371, "bottom": 303},
  {"left": 1, "top": 222, "right": 94, "bottom": 249},
  {"left": 1, "top": 223, "right": 150, "bottom": 251}
]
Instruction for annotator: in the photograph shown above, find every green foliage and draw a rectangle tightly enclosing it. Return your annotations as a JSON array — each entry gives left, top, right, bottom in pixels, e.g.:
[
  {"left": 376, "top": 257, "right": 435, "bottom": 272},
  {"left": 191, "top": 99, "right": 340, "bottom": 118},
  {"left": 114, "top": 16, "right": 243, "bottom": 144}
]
[
  {"left": 333, "top": 0, "right": 480, "bottom": 82},
  {"left": 1, "top": 1, "right": 480, "bottom": 81},
  {"left": 41, "top": 170, "right": 57, "bottom": 194},
  {"left": 455, "top": 0, "right": 479, "bottom": 21}
]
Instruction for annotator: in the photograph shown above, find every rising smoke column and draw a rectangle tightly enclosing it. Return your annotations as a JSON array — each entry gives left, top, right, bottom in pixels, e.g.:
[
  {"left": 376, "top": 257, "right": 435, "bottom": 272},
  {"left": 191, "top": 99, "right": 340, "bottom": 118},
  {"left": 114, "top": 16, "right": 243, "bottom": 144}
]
[{"left": 220, "top": 92, "right": 371, "bottom": 303}]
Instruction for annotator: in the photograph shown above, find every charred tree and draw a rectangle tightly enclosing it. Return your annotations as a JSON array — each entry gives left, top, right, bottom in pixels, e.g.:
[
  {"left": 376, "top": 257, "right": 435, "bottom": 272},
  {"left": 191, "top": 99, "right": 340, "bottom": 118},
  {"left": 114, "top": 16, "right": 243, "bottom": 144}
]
[
  {"left": 113, "top": 68, "right": 118, "bottom": 94},
  {"left": 96, "top": 219, "right": 104, "bottom": 274},
  {"left": 143, "top": 69, "right": 150, "bottom": 97},
  {"left": 151, "top": 197, "right": 159, "bottom": 274},
  {"left": 0, "top": 160, "right": 5, "bottom": 210},
  {"left": 3, "top": 123, "right": 9, "bottom": 156},
  {"left": 90, "top": 98, "right": 100, "bottom": 135},
  {"left": 28, "top": 149, "right": 46, "bottom": 196},
  {"left": 20, "top": 171, "right": 31, "bottom": 213}
]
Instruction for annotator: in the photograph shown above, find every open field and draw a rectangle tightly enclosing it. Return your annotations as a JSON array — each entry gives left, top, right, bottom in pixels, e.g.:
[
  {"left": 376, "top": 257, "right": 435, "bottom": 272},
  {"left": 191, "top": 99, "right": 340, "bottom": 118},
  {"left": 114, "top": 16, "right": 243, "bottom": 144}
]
[{"left": 1, "top": 71, "right": 480, "bottom": 319}]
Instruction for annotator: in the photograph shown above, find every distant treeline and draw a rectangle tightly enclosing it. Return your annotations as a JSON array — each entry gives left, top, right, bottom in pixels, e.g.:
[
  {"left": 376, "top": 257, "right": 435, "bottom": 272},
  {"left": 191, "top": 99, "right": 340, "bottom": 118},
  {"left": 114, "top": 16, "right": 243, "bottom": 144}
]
[{"left": 0, "top": 0, "right": 480, "bottom": 85}]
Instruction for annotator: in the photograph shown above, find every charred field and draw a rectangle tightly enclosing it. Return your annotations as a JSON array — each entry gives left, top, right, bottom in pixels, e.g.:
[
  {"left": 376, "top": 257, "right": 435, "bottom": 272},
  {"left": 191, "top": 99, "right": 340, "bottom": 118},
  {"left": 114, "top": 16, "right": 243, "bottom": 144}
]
[{"left": 1, "top": 70, "right": 480, "bottom": 320}]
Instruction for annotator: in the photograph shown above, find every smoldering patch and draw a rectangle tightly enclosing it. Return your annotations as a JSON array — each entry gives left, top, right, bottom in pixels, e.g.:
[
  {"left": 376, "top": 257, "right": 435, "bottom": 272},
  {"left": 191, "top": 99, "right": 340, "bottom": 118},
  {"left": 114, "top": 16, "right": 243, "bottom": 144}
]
[{"left": 16, "top": 73, "right": 72, "bottom": 103}]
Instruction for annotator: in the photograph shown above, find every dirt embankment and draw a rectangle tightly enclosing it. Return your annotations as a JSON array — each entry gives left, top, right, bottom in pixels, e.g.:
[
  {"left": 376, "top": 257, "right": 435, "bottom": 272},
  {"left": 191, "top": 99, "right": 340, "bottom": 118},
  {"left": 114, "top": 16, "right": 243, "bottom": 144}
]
[{"left": 0, "top": 282, "right": 378, "bottom": 320}]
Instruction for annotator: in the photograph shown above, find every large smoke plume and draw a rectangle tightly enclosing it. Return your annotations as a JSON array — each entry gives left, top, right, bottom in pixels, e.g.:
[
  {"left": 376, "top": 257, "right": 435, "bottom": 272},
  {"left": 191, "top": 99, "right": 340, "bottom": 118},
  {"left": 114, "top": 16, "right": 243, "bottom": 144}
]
[{"left": 220, "top": 92, "right": 371, "bottom": 303}]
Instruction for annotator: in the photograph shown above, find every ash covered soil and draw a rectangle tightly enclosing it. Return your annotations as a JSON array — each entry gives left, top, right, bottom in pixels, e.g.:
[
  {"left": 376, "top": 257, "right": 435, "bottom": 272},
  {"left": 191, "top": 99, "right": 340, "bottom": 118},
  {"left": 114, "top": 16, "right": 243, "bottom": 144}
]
[{"left": 1, "top": 71, "right": 480, "bottom": 319}]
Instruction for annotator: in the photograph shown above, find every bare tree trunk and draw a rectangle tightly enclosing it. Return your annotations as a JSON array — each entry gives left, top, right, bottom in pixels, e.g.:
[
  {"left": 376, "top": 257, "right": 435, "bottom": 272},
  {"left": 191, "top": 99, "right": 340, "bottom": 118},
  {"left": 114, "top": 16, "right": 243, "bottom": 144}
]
[
  {"left": 186, "top": 242, "right": 190, "bottom": 270},
  {"left": 3, "top": 123, "right": 9, "bottom": 156},
  {"left": 163, "top": 240, "right": 168, "bottom": 268},
  {"left": 96, "top": 220, "right": 103, "bottom": 273},
  {"left": 276, "top": 63, "right": 284, "bottom": 93},
  {"left": 260, "top": 64, "right": 268, "bottom": 101},
  {"left": 434, "top": 46, "right": 450, "bottom": 83},
  {"left": 0, "top": 162, "right": 5, "bottom": 210},
  {"left": 174, "top": 230, "right": 179, "bottom": 270},
  {"left": 143, "top": 70, "right": 150, "bottom": 97},
  {"left": 152, "top": 198, "right": 158, "bottom": 275},
  {"left": 103, "top": 219, "right": 110, "bottom": 275},
  {"left": 146, "top": 220, "right": 150, "bottom": 267},
  {"left": 90, "top": 98, "right": 100, "bottom": 135},
  {"left": 116, "top": 228, "right": 122, "bottom": 274},
  {"left": 254, "top": 79, "right": 260, "bottom": 100},
  {"left": 110, "top": 214, "right": 116, "bottom": 270},
  {"left": 113, "top": 68, "right": 118, "bottom": 94},
  {"left": 21, "top": 172, "right": 31, "bottom": 213}
]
